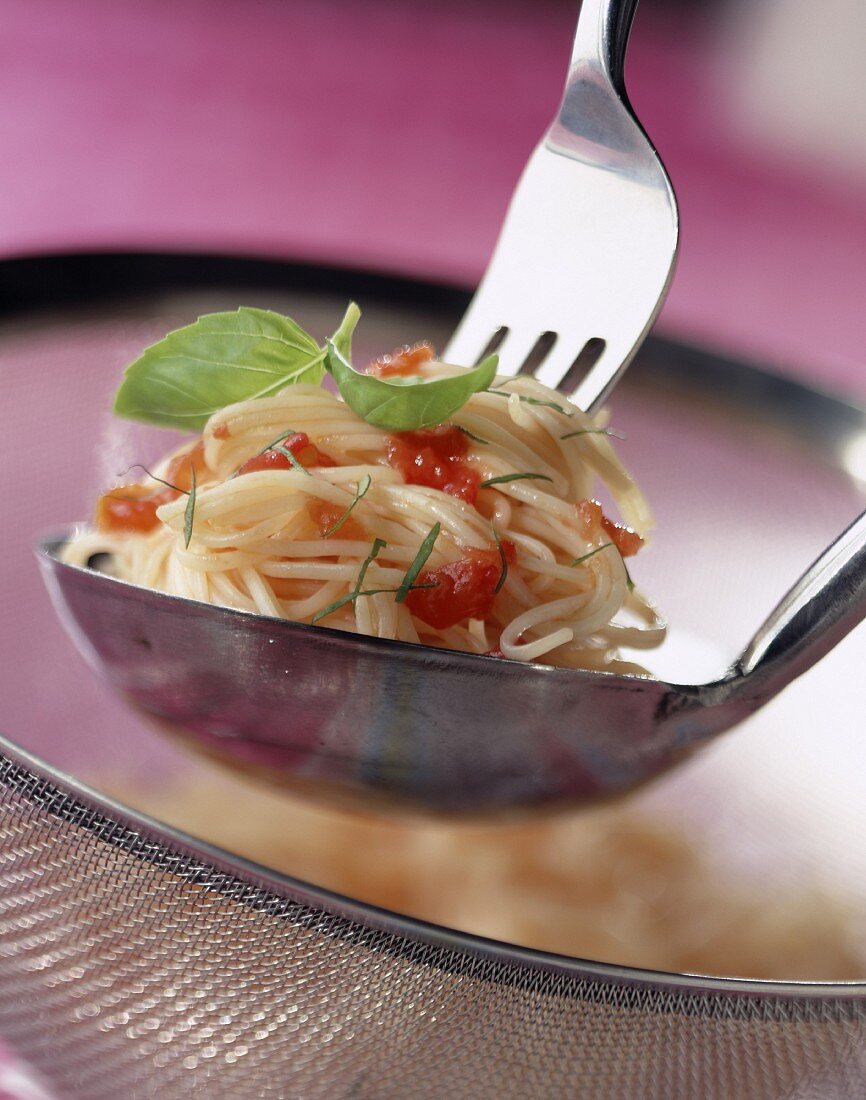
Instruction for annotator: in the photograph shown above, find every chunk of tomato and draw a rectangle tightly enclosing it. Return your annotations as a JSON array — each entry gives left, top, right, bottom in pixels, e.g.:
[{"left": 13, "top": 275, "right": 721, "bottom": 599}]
[
  {"left": 238, "top": 432, "right": 335, "bottom": 475},
  {"left": 386, "top": 423, "right": 481, "bottom": 504},
  {"left": 405, "top": 542, "right": 515, "bottom": 629},
  {"left": 577, "top": 499, "right": 643, "bottom": 558},
  {"left": 95, "top": 483, "right": 176, "bottom": 534}
]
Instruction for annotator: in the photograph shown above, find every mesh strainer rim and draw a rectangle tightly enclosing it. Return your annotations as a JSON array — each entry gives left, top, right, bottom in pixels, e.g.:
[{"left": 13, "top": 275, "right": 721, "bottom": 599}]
[{"left": 2, "top": 731, "right": 863, "bottom": 1005}]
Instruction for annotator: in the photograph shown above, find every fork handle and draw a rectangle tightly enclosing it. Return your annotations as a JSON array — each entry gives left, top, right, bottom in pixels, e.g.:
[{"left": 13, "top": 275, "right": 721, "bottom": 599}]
[
  {"left": 571, "top": 0, "right": 641, "bottom": 94},
  {"left": 737, "top": 506, "right": 866, "bottom": 692}
]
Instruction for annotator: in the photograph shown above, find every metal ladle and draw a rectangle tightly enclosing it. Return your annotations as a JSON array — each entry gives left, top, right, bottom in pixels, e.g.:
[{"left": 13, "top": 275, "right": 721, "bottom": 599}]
[{"left": 36, "top": 508, "right": 866, "bottom": 814}]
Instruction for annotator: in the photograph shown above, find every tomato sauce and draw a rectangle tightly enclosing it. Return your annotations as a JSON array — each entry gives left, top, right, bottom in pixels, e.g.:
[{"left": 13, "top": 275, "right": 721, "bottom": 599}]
[
  {"left": 386, "top": 423, "right": 481, "bottom": 503},
  {"left": 368, "top": 341, "right": 434, "bottom": 378},
  {"left": 95, "top": 484, "right": 175, "bottom": 534},
  {"left": 237, "top": 432, "right": 335, "bottom": 475},
  {"left": 96, "top": 440, "right": 210, "bottom": 534},
  {"left": 267, "top": 576, "right": 324, "bottom": 601},
  {"left": 164, "top": 440, "right": 208, "bottom": 492},
  {"left": 577, "top": 499, "right": 643, "bottom": 558},
  {"left": 405, "top": 541, "right": 515, "bottom": 630},
  {"left": 306, "top": 499, "right": 367, "bottom": 541}
]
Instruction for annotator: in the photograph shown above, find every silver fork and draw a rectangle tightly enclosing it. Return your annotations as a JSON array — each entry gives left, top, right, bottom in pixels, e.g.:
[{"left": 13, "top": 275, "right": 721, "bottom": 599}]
[{"left": 445, "top": 0, "right": 678, "bottom": 413}]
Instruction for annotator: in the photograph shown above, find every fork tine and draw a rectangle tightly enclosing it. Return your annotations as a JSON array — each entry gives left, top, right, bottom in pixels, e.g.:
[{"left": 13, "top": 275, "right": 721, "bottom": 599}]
[
  {"left": 494, "top": 329, "right": 551, "bottom": 379},
  {"left": 444, "top": 313, "right": 500, "bottom": 372},
  {"left": 565, "top": 335, "right": 637, "bottom": 413}
]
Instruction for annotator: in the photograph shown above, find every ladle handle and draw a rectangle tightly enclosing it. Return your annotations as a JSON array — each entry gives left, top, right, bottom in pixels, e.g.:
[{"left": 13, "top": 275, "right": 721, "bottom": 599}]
[{"left": 738, "top": 507, "right": 866, "bottom": 690}]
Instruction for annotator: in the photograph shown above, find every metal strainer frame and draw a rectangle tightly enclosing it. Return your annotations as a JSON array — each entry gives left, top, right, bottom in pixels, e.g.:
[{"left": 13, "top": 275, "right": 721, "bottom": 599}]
[{"left": 1, "top": 732, "right": 864, "bottom": 1100}]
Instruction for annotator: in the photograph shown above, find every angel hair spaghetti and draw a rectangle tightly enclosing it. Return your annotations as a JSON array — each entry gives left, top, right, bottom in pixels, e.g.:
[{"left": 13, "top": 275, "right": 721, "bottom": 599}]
[{"left": 62, "top": 303, "right": 665, "bottom": 671}]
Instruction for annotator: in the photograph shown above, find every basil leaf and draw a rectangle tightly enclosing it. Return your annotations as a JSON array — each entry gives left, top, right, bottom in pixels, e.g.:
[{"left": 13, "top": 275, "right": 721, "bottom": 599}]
[
  {"left": 325, "top": 342, "right": 498, "bottom": 431},
  {"left": 114, "top": 307, "right": 327, "bottom": 432}
]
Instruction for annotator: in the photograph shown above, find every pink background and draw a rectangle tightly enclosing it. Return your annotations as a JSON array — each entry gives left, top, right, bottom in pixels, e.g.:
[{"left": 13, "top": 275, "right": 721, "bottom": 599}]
[{"left": 0, "top": 0, "right": 863, "bottom": 392}]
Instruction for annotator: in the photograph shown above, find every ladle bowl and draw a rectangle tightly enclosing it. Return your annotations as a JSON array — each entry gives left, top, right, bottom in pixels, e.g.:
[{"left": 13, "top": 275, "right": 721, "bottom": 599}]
[{"left": 37, "top": 502, "right": 866, "bottom": 814}]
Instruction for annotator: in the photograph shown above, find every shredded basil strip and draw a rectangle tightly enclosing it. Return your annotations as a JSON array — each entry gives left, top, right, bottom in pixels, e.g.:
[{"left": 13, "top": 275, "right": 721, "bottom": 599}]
[
  {"left": 479, "top": 472, "right": 553, "bottom": 489},
  {"left": 487, "top": 390, "right": 574, "bottom": 417},
  {"left": 560, "top": 427, "right": 625, "bottom": 441},
  {"left": 492, "top": 524, "right": 508, "bottom": 594},
  {"left": 396, "top": 523, "right": 441, "bottom": 604},
  {"left": 457, "top": 426, "right": 489, "bottom": 445},
  {"left": 256, "top": 429, "right": 300, "bottom": 455},
  {"left": 231, "top": 429, "right": 310, "bottom": 478},
  {"left": 310, "top": 591, "right": 357, "bottom": 624},
  {"left": 570, "top": 542, "right": 613, "bottom": 568},
  {"left": 312, "top": 538, "right": 388, "bottom": 623},
  {"left": 119, "top": 464, "right": 189, "bottom": 496},
  {"left": 322, "top": 475, "right": 372, "bottom": 538},
  {"left": 571, "top": 541, "right": 636, "bottom": 590},
  {"left": 272, "top": 443, "right": 310, "bottom": 476},
  {"left": 183, "top": 467, "right": 197, "bottom": 548}
]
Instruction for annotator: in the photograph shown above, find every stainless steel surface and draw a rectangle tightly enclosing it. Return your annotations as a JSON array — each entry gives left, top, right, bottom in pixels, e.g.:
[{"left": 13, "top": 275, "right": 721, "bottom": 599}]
[
  {"left": 444, "top": 0, "right": 679, "bottom": 411},
  {"left": 1, "top": 735, "right": 864, "bottom": 1100},
  {"left": 36, "top": 496, "right": 866, "bottom": 814}
]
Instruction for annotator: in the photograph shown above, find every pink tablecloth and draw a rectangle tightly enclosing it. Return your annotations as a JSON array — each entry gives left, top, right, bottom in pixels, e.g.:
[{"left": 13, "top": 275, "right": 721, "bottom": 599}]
[{"left": 1, "top": 0, "right": 863, "bottom": 394}]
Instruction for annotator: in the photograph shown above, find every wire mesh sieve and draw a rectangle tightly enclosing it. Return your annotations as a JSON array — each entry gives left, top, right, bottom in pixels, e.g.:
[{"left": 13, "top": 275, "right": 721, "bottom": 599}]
[{"left": 0, "top": 739, "right": 864, "bottom": 1100}]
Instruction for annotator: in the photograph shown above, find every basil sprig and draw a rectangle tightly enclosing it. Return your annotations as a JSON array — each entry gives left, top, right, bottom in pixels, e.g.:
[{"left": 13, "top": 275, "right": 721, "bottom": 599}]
[
  {"left": 113, "top": 300, "right": 496, "bottom": 434},
  {"left": 325, "top": 342, "right": 498, "bottom": 432}
]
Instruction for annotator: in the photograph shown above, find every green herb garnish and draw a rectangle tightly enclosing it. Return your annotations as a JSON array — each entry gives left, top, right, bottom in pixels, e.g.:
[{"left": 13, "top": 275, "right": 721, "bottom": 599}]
[
  {"left": 457, "top": 426, "right": 489, "bottom": 445},
  {"left": 492, "top": 524, "right": 509, "bottom": 594},
  {"left": 113, "top": 308, "right": 329, "bottom": 432},
  {"left": 119, "top": 464, "right": 188, "bottom": 496},
  {"left": 395, "top": 523, "right": 441, "bottom": 603},
  {"left": 113, "top": 300, "right": 495, "bottom": 435},
  {"left": 322, "top": 475, "right": 372, "bottom": 538},
  {"left": 183, "top": 467, "right": 197, "bottom": 548},
  {"left": 479, "top": 472, "right": 553, "bottom": 489},
  {"left": 571, "top": 541, "right": 636, "bottom": 590},
  {"left": 311, "top": 537, "right": 437, "bottom": 622},
  {"left": 488, "top": 390, "right": 574, "bottom": 417},
  {"left": 331, "top": 301, "right": 360, "bottom": 360},
  {"left": 312, "top": 538, "right": 387, "bottom": 623},
  {"left": 570, "top": 542, "right": 614, "bottom": 568},
  {"left": 325, "top": 341, "right": 498, "bottom": 431},
  {"left": 560, "top": 427, "right": 625, "bottom": 441},
  {"left": 272, "top": 443, "right": 310, "bottom": 476}
]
